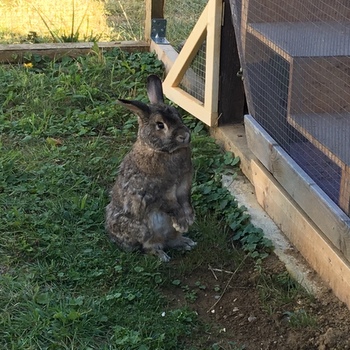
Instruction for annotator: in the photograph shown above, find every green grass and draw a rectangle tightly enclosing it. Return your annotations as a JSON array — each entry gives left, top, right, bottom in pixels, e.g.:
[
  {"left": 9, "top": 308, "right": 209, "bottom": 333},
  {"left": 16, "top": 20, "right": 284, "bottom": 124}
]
[
  {"left": 0, "top": 0, "right": 207, "bottom": 46},
  {"left": 0, "top": 0, "right": 112, "bottom": 44},
  {"left": 0, "top": 49, "right": 273, "bottom": 349}
]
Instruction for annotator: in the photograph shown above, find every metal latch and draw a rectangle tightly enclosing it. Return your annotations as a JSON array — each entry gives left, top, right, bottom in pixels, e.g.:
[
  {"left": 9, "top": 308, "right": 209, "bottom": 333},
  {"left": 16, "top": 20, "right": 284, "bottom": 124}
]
[{"left": 151, "top": 18, "right": 169, "bottom": 44}]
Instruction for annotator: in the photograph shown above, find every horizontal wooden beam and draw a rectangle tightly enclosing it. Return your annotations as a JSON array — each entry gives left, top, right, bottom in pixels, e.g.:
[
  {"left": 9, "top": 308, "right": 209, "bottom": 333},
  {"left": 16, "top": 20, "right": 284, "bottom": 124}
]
[
  {"left": 245, "top": 114, "right": 350, "bottom": 261},
  {"left": 0, "top": 41, "right": 149, "bottom": 63},
  {"left": 252, "top": 159, "right": 350, "bottom": 309}
]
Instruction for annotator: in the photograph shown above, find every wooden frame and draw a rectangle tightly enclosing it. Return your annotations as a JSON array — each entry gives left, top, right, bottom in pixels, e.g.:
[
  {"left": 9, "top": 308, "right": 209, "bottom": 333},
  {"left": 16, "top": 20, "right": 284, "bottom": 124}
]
[
  {"left": 0, "top": 41, "right": 149, "bottom": 63},
  {"left": 252, "top": 159, "right": 350, "bottom": 309},
  {"left": 162, "top": 0, "right": 223, "bottom": 126},
  {"left": 245, "top": 115, "right": 350, "bottom": 261}
]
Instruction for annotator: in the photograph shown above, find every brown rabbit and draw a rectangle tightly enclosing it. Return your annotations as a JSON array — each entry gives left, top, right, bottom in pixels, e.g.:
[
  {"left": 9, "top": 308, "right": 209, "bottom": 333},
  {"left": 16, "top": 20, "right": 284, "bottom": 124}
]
[{"left": 106, "top": 75, "right": 196, "bottom": 262}]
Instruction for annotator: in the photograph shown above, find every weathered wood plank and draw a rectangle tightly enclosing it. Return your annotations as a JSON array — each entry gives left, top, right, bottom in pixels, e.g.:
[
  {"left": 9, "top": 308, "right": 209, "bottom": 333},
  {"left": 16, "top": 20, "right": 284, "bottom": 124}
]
[
  {"left": 288, "top": 112, "right": 350, "bottom": 168},
  {"left": 245, "top": 114, "right": 350, "bottom": 260},
  {"left": 340, "top": 166, "right": 350, "bottom": 216},
  {"left": 246, "top": 0, "right": 350, "bottom": 23},
  {"left": 252, "top": 159, "right": 350, "bottom": 310},
  {"left": 0, "top": 41, "right": 149, "bottom": 63},
  {"left": 248, "top": 22, "right": 350, "bottom": 58}
]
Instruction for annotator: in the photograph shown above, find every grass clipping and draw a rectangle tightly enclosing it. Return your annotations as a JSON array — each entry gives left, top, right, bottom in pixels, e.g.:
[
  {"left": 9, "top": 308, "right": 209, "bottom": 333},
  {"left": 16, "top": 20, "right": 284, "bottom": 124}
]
[{"left": 0, "top": 0, "right": 111, "bottom": 42}]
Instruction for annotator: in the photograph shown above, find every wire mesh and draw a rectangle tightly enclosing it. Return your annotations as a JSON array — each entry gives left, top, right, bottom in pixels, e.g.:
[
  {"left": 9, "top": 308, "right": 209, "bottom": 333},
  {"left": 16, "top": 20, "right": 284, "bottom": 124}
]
[
  {"left": 179, "top": 42, "right": 206, "bottom": 103},
  {"left": 233, "top": 0, "right": 350, "bottom": 214},
  {"left": 164, "top": 0, "right": 208, "bottom": 48},
  {"left": 165, "top": 0, "right": 208, "bottom": 103}
]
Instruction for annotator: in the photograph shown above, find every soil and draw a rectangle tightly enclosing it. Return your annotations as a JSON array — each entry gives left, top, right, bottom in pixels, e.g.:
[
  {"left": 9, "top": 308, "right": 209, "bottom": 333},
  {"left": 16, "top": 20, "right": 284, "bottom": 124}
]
[{"left": 164, "top": 254, "right": 350, "bottom": 350}]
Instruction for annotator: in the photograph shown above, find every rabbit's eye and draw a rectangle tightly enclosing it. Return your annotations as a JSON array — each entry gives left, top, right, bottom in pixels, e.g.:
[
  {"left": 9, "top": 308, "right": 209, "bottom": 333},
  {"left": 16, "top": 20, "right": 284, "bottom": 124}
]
[{"left": 156, "top": 121, "right": 165, "bottom": 130}]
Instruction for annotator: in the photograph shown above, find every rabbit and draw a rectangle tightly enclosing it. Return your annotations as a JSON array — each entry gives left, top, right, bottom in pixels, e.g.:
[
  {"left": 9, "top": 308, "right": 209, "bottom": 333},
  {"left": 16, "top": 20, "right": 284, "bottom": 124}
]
[{"left": 106, "top": 74, "right": 196, "bottom": 262}]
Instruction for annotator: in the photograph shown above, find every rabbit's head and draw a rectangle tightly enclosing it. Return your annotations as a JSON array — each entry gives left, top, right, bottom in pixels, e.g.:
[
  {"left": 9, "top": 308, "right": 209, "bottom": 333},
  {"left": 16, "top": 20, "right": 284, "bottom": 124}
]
[{"left": 118, "top": 75, "right": 190, "bottom": 153}]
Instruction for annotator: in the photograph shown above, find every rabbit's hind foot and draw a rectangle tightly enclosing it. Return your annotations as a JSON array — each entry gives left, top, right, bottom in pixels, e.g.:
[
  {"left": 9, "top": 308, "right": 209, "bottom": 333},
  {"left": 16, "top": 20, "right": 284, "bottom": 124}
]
[
  {"left": 182, "top": 237, "right": 197, "bottom": 251},
  {"left": 167, "top": 236, "right": 197, "bottom": 251},
  {"left": 143, "top": 242, "right": 171, "bottom": 262}
]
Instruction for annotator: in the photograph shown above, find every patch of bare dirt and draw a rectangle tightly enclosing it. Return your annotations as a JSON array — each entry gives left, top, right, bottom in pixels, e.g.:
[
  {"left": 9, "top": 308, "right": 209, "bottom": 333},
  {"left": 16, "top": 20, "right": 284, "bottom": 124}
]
[{"left": 164, "top": 254, "right": 350, "bottom": 349}]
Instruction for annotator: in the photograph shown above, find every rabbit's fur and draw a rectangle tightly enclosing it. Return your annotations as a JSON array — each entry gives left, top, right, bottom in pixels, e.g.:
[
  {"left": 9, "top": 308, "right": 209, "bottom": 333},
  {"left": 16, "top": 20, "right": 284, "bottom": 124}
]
[{"left": 106, "top": 75, "right": 196, "bottom": 262}]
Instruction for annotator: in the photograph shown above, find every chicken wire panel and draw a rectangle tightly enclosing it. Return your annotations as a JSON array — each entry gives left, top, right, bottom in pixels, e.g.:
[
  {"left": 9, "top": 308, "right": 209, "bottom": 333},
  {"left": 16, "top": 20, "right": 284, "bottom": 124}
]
[
  {"left": 179, "top": 42, "right": 206, "bottom": 103},
  {"left": 164, "top": 0, "right": 208, "bottom": 48},
  {"left": 241, "top": 0, "right": 350, "bottom": 212},
  {"left": 246, "top": 0, "right": 350, "bottom": 23},
  {"left": 229, "top": 0, "right": 242, "bottom": 34}
]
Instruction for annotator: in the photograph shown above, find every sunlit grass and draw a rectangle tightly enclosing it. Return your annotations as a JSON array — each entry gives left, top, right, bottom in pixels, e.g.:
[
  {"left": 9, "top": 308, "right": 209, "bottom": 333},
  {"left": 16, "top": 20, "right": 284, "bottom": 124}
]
[
  {"left": 0, "top": 0, "right": 112, "bottom": 43},
  {"left": 0, "top": 0, "right": 208, "bottom": 45}
]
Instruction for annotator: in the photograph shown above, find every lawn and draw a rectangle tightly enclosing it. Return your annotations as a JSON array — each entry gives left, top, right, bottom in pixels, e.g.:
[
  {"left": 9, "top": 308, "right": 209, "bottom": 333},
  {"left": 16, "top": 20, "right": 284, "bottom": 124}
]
[
  {"left": 0, "top": 0, "right": 207, "bottom": 47},
  {"left": 0, "top": 48, "right": 273, "bottom": 349}
]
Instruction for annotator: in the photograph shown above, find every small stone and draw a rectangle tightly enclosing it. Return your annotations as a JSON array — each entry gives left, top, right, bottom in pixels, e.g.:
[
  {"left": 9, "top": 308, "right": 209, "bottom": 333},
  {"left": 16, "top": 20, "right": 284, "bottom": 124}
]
[{"left": 248, "top": 315, "right": 257, "bottom": 323}]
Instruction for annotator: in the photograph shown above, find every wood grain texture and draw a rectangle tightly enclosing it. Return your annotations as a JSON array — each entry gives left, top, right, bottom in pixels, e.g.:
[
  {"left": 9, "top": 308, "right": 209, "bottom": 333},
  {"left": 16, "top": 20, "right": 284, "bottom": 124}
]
[
  {"left": 252, "top": 159, "right": 350, "bottom": 309},
  {"left": 0, "top": 41, "right": 149, "bottom": 63},
  {"left": 245, "top": 115, "right": 350, "bottom": 260}
]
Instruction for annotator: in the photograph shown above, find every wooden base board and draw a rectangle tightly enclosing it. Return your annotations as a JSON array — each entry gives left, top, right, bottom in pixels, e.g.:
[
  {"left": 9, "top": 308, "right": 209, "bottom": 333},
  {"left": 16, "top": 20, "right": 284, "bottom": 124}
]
[
  {"left": 245, "top": 115, "right": 350, "bottom": 261},
  {"left": 252, "top": 159, "right": 350, "bottom": 309},
  {"left": 0, "top": 41, "right": 149, "bottom": 63}
]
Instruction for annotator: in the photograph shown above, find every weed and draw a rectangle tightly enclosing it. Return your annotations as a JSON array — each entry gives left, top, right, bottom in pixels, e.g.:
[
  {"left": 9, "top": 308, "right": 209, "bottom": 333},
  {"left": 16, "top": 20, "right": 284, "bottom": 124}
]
[
  {"left": 0, "top": 48, "right": 275, "bottom": 349},
  {"left": 34, "top": 1, "right": 102, "bottom": 43},
  {"left": 188, "top": 119, "right": 274, "bottom": 260},
  {"left": 0, "top": 0, "right": 111, "bottom": 43},
  {"left": 284, "top": 309, "right": 317, "bottom": 329},
  {"left": 256, "top": 269, "right": 315, "bottom": 320},
  {"left": 0, "top": 50, "right": 196, "bottom": 349},
  {"left": 212, "top": 342, "right": 246, "bottom": 350}
]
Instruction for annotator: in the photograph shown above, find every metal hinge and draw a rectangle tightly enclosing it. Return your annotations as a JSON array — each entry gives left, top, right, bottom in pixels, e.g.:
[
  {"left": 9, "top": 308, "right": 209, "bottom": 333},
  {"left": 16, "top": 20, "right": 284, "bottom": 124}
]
[{"left": 151, "top": 18, "right": 170, "bottom": 44}]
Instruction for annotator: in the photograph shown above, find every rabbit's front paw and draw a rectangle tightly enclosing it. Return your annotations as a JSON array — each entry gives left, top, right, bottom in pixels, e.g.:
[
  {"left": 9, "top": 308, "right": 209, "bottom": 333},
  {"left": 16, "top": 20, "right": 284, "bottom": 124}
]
[
  {"left": 186, "top": 211, "right": 195, "bottom": 226},
  {"left": 182, "top": 205, "right": 195, "bottom": 226},
  {"left": 182, "top": 236, "right": 197, "bottom": 251},
  {"left": 171, "top": 217, "right": 188, "bottom": 233}
]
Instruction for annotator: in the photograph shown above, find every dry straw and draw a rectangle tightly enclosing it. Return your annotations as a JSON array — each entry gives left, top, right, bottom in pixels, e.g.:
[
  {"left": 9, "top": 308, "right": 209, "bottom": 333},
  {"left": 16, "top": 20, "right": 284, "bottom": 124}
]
[{"left": 0, "top": 0, "right": 112, "bottom": 42}]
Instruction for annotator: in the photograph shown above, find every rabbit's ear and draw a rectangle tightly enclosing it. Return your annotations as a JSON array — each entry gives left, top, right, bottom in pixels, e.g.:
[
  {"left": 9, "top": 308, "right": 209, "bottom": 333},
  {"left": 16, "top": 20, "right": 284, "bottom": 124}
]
[
  {"left": 147, "top": 75, "right": 164, "bottom": 104},
  {"left": 118, "top": 99, "right": 150, "bottom": 118}
]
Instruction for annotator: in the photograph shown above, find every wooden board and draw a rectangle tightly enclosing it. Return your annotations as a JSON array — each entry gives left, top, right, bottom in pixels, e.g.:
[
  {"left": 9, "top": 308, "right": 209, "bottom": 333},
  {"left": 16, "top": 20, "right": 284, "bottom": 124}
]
[
  {"left": 247, "top": 22, "right": 350, "bottom": 60},
  {"left": 289, "top": 56, "right": 350, "bottom": 116},
  {"left": 211, "top": 123, "right": 254, "bottom": 183},
  {"left": 245, "top": 0, "right": 350, "bottom": 24},
  {"left": 0, "top": 41, "right": 149, "bottom": 63},
  {"left": 287, "top": 111, "right": 350, "bottom": 215},
  {"left": 245, "top": 115, "right": 350, "bottom": 260},
  {"left": 340, "top": 166, "right": 350, "bottom": 215},
  {"left": 252, "top": 159, "right": 350, "bottom": 310},
  {"left": 288, "top": 113, "right": 350, "bottom": 168}
]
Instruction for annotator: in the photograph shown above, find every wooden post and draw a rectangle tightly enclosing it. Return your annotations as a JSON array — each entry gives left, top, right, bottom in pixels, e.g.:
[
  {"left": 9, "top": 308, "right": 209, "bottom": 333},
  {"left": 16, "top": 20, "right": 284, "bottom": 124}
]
[
  {"left": 218, "top": 0, "right": 246, "bottom": 125},
  {"left": 340, "top": 165, "right": 350, "bottom": 216},
  {"left": 144, "top": 0, "right": 165, "bottom": 42}
]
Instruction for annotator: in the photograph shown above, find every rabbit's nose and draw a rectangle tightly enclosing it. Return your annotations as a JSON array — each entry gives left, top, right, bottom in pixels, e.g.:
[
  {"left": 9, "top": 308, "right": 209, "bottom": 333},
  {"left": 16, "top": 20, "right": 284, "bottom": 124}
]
[{"left": 176, "top": 132, "right": 190, "bottom": 144}]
